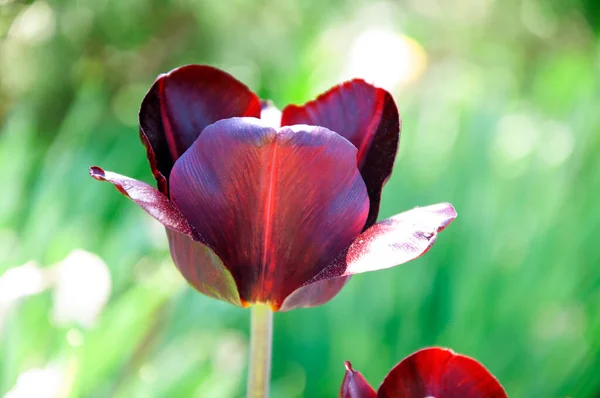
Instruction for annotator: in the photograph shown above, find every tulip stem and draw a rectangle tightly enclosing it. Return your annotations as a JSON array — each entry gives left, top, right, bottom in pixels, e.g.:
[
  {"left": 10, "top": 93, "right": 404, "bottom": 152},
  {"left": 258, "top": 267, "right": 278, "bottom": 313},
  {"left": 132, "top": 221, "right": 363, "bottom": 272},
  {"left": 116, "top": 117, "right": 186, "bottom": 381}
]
[{"left": 247, "top": 304, "right": 273, "bottom": 398}]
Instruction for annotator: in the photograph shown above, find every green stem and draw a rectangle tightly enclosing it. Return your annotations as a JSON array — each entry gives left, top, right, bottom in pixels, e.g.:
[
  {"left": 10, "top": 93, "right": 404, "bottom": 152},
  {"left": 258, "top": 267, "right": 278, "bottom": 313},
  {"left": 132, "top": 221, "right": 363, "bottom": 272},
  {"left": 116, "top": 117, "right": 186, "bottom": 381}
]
[{"left": 247, "top": 305, "right": 273, "bottom": 398}]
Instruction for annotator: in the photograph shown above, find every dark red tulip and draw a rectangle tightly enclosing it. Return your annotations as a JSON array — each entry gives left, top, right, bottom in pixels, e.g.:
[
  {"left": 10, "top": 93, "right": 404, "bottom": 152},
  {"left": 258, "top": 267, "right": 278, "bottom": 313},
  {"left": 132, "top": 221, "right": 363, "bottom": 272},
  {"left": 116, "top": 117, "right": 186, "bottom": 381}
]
[
  {"left": 340, "top": 348, "right": 508, "bottom": 398},
  {"left": 90, "top": 65, "right": 457, "bottom": 311}
]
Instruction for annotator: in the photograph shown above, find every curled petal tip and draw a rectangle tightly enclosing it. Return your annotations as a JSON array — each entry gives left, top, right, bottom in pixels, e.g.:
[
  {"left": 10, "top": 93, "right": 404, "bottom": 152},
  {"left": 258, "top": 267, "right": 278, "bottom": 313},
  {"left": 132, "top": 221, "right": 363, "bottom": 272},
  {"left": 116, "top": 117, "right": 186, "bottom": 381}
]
[
  {"left": 89, "top": 166, "right": 106, "bottom": 180},
  {"left": 340, "top": 360, "right": 377, "bottom": 398},
  {"left": 89, "top": 166, "right": 197, "bottom": 239},
  {"left": 344, "top": 361, "right": 354, "bottom": 372},
  {"left": 410, "top": 202, "right": 457, "bottom": 233},
  {"left": 433, "top": 203, "right": 457, "bottom": 232},
  {"left": 444, "top": 202, "right": 458, "bottom": 217},
  {"left": 438, "top": 202, "right": 458, "bottom": 227},
  {"left": 306, "top": 201, "right": 458, "bottom": 281}
]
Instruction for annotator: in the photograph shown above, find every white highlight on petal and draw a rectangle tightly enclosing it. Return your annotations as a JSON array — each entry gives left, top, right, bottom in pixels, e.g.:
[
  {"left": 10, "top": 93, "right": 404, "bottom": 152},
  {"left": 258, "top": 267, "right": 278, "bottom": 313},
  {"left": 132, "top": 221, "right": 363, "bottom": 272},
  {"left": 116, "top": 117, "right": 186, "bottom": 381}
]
[
  {"left": 260, "top": 101, "right": 282, "bottom": 128},
  {"left": 51, "top": 250, "right": 111, "bottom": 328},
  {"left": 4, "top": 364, "right": 64, "bottom": 398},
  {"left": 341, "top": 28, "right": 427, "bottom": 91},
  {"left": 344, "top": 203, "right": 456, "bottom": 275}
]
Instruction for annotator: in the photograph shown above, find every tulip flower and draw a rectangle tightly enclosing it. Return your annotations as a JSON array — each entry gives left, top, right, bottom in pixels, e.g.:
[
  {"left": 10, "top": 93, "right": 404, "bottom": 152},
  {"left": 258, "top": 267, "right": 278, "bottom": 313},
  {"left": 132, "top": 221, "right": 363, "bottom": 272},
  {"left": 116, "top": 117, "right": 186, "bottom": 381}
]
[
  {"left": 340, "top": 347, "right": 507, "bottom": 398},
  {"left": 90, "top": 64, "right": 456, "bottom": 310},
  {"left": 90, "top": 65, "right": 456, "bottom": 397}
]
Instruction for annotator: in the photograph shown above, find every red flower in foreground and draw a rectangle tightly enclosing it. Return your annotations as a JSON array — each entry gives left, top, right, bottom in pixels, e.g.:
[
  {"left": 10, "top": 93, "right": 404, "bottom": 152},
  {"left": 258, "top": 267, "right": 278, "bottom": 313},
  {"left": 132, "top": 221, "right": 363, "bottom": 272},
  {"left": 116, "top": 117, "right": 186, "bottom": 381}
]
[
  {"left": 90, "top": 65, "right": 456, "bottom": 311},
  {"left": 340, "top": 347, "right": 507, "bottom": 398}
]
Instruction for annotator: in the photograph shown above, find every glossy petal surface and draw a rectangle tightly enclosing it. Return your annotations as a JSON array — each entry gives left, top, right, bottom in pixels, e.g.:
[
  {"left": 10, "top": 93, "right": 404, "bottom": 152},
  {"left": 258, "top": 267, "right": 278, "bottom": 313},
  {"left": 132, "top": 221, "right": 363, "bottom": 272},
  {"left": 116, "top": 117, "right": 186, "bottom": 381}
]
[
  {"left": 340, "top": 361, "right": 377, "bottom": 398},
  {"left": 378, "top": 348, "right": 507, "bottom": 398},
  {"left": 89, "top": 166, "right": 197, "bottom": 239},
  {"left": 306, "top": 203, "right": 457, "bottom": 284},
  {"left": 282, "top": 80, "right": 400, "bottom": 228},
  {"left": 166, "top": 230, "right": 242, "bottom": 306},
  {"left": 139, "top": 65, "right": 261, "bottom": 190},
  {"left": 279, "top": 276, "right": 349, "bottom": 311},
  {"left": 170, "top": 117, "right": 369, "bottom": 309}
]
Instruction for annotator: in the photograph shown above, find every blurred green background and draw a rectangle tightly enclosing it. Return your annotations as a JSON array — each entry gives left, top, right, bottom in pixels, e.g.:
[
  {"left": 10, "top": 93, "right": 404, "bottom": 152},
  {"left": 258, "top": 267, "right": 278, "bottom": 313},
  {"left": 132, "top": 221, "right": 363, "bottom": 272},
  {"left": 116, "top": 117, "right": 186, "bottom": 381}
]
[{"left": 1, "top": 0, "right": 599, "bottom": 396}]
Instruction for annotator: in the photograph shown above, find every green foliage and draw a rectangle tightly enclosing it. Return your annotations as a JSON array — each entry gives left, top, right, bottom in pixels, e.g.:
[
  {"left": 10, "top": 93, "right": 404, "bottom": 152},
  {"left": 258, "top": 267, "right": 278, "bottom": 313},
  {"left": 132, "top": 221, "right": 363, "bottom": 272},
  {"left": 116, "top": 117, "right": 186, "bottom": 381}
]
[{"left": 1, "top": 0, "right": 599, "bottom": 396}]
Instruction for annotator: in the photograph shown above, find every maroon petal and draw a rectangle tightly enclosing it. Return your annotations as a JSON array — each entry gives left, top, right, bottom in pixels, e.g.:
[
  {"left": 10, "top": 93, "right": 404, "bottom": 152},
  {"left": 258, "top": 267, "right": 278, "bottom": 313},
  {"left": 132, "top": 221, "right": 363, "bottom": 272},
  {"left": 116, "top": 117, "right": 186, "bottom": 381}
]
[
  {"left": 281, "top": 80, "right": 400, "bottom": 228},
  {"left": 139, "top": 65, "right": 261, "bottom": 191},
  {"left": 305, "top": 203, "right": 457, "bottom": 284},
  {"left": 377, "top": 347, "right": 507, "bottom": 398},
  {"left": 89, "top": 166, "right": 197, "bottom": 239},
  {"left": 279, "top": 276, "right": 350, "bottom": 312},
  {"left": 169, "top": 117, "right": 369, "bottom": 310},
  {"left": 340, "top": 361, "right": 377, "bottom": 398},
  {"left": 166, "top": 230, "right": 242, "bottom": 307}
]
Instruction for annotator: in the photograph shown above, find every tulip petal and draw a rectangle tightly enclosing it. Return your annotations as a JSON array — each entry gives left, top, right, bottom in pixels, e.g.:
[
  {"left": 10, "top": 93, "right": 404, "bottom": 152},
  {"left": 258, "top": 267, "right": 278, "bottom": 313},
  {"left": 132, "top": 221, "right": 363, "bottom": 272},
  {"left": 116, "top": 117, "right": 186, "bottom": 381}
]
[
  {"left": 281, "top": 80, "right": 400, "bottom": 228},
  {"left": 340, "top": 361, "right": 377, "bottom": 398},
  {"left": 139, "top": 65, "right": 261, "bottom": 190},
  {"left": 279, "top": 276, "right": 349, "bottom": 311},
  {"left": 377, "top": 347, "right": 508, "bottom": 398},
  {"left": 89, "top": 166, "right": 198, "bottom": 239},
  {"left": 305, "top": 203, "right": 457, "bottom": 283},
  {"left": 166, "top": 230, "right": 242, "bottom": 307},
  {"left": 170, "top": 117, "right": 369, "bottom": 309}
]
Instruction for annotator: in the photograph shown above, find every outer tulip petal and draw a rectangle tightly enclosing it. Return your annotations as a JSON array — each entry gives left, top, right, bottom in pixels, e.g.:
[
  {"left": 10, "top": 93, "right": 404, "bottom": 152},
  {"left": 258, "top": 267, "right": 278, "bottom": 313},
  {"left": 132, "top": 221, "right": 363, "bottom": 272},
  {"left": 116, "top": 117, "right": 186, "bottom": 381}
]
[
  {"left": 89, "top": 166, "right": 197, "bottom": 239},
  {"left": 166, "top": 230, "right": 242, "bottom": 307},
  {"left": 377, "top": 348, "right": 508, "bottom": 398},
  {"left": 281, "top": 80, "right": 400, "bottom": 228},
  {"left": 340, "top": 361, "right": 377, "bottom": 398},
  {"left": 169, "top": 117, "right": 369, "bottom": 309},
  {"left": 139, "top": 65, "right": 261, "bottom": 190},
  {"left": 279, "top": 276, "right": 349, "bottom": 312},
  {"left": 305, "top": 203, "right": 457, "bottom": 284}
]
